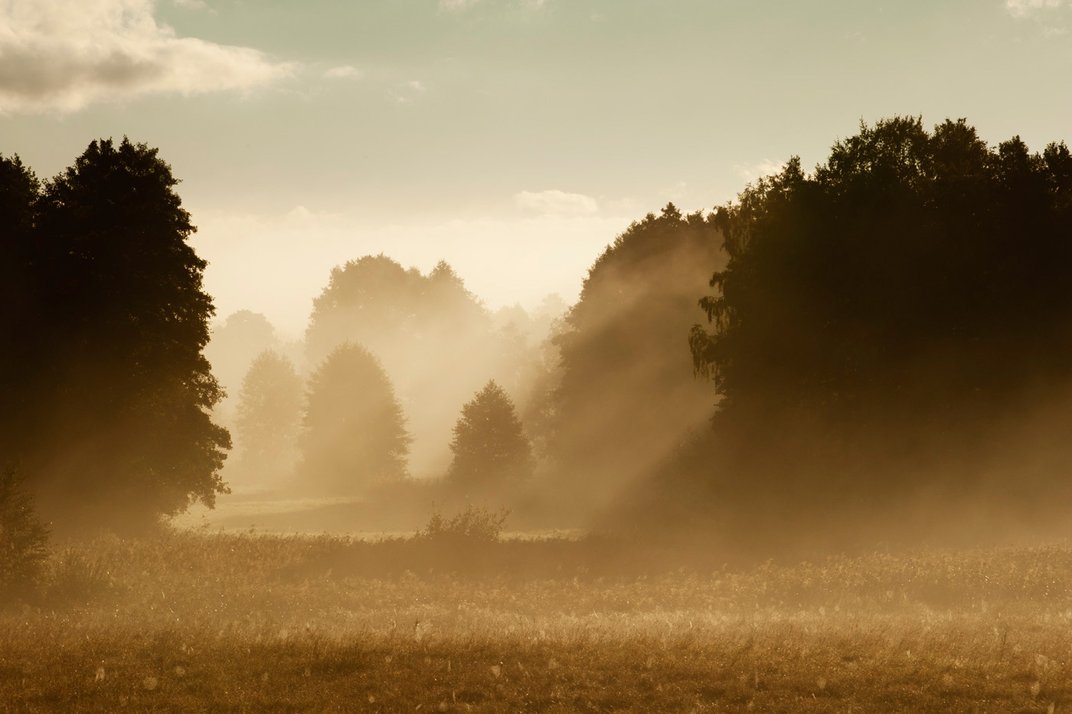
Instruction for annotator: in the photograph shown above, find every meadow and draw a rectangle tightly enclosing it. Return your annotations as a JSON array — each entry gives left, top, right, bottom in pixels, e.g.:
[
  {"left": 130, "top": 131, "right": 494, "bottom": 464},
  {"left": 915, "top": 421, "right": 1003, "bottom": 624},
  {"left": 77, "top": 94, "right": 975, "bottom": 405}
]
[{"left": 3, "top": 527, "right": 1072, "bottom": 712}]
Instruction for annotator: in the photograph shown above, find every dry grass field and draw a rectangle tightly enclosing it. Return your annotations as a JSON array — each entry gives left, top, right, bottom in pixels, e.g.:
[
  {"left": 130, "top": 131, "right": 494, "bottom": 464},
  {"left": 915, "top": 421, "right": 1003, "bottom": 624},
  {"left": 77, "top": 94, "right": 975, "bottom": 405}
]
[{"left": 4, "top": 528, "right": 1072, "bottom": 712}]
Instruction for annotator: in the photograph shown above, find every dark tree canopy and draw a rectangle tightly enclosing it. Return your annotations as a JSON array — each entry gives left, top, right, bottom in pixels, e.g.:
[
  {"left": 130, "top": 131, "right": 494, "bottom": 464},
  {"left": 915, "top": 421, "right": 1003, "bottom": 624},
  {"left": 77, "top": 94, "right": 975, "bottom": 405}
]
[
  {"left": 447, "top": 381, "right": 533, "bottom": 498},
  {"left": 234, "top": 350, "right": 304, "bottom": 487},
  {"left": 300, "top": 343, "right": 410, "bottom": 495},
  {"left": 547, "top": 204, "right": 724, "bottom": 518},
  {"left": 692, "top": 117, "right": 1072, "bottom": 425},
  {"left": 1, "top": 139, "right": 230, "bottom": 531},
  {"left": 677, "top": 117, "right": 1072, "bottom": 550}
]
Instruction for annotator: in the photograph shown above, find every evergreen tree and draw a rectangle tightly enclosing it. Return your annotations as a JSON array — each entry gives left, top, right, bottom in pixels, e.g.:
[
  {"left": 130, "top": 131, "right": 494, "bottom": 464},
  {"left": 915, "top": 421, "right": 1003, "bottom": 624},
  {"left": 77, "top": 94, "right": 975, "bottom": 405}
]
[
  {"left": 300, "top": 343, "right": 409, "bottom": 495},
  {"left": 234, "top": 351, "right": 303, "bottom": 488},
  {"left": 447, "top": 381, "right": 533, "bottom": 497}
]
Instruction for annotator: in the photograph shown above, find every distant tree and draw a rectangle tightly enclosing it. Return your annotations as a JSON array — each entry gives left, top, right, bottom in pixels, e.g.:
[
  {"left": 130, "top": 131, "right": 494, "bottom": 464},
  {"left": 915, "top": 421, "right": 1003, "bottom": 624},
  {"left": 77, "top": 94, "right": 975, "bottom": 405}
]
[
  {"left": 547, "top": 204, "right": 724, "bottom": 519},
  {"left": 446, "top": 381, "right": 533, "bottom": 498},
  {"left": 205, "top": 310, "right": 279, "bottom": 409},
  {"left": 304, "top": 254, "right": 535, "bottom": 478},
  {"left": 18, "top": 138, "right": 230, "bottom": 530},
  {"left": 234, "top": 351, "right": 304, "bottom": 487},
  {"left": 300, "top": 343, "right": 409, "bottom": 495}
]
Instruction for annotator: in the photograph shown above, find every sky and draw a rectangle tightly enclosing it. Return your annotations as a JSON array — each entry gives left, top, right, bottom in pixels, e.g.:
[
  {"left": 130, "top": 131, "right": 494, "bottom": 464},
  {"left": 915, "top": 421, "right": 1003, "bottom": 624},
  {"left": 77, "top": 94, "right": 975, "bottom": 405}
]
[{"left": 1, "top": 0, "right": 1070, "bottom": 335}]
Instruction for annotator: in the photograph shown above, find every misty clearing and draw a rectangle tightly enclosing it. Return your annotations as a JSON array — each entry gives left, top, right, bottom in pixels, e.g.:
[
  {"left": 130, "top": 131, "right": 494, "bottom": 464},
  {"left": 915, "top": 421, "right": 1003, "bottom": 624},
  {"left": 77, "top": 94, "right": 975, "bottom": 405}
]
[{"left": 3, "top": 115, "right": 1072, "bottom": 711}]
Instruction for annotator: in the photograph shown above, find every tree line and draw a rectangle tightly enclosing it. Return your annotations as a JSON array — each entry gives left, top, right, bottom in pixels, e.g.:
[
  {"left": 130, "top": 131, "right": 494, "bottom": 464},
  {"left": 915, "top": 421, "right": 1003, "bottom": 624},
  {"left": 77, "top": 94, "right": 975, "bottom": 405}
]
[{"left": 4, "top": 117, "right": 1071, "bottom": 556}]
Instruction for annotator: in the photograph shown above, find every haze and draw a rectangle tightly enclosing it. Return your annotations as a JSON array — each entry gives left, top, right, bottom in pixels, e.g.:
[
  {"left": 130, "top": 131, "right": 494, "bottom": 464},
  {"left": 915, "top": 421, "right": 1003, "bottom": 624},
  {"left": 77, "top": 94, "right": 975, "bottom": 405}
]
[{"left": 2, "top": 0, "right": 1068, "bottom": 333}]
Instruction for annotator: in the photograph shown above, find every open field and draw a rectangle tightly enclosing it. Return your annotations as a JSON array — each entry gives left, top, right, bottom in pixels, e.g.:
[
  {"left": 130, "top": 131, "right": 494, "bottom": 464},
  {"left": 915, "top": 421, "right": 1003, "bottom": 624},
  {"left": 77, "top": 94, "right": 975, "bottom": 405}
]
[{"left": 4, "top": 531, "right": 1072, "bottom": 712}]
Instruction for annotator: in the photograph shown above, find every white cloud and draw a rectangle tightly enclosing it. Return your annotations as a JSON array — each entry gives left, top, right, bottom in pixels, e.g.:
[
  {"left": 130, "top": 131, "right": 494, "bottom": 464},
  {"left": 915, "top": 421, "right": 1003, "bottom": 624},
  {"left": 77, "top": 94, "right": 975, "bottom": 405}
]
[
  {"left": 735, "top": 159, "right": 787, "bottom": 183},
  {"left": 1006, "top": 0, "right": 1066, "bottom": 16},
  {"left": 172, "top": 0, "right": 209, "bottom": 10},
  {"left": 324, "top": 65, "right": 362, "bottom": 80},
  {"left": 389, "top": 79, "right": 426, "bottom": 104},
  {"left": 0, "top": 0, "right": 295, "bottom": 114},
  {"left": 515, "top": 189, "right": 599, "bottom": 217},
  {"left": 439, "top": 0, "right": 481, "bottom": 11}
]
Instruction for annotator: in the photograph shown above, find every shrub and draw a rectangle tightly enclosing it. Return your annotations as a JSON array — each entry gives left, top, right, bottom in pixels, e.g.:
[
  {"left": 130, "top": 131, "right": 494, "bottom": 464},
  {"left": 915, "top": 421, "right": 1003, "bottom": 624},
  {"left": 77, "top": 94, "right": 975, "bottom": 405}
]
[{"left": 418, "top": 505, "right": 509, "bottom": 545}]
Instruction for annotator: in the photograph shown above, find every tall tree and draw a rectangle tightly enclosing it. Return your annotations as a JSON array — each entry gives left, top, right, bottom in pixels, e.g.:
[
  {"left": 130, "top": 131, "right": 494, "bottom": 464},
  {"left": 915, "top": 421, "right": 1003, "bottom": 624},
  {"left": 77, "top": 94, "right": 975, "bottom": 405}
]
[
  {"left": 547, "top": 205, "right": 724, "bottom": 520},
  {"left": 446, "top": 381, "right": 533, "bottom": 499},
  {"left": 300, "top": 343, "right": 409, "bottom": 495},
  {"left": 233, "top": 351, "right": 304, "bottom": 489},
  {"left": 20, "top": 138, "right": 230, "bottom": 530},
  {"left": 681, "top": 117, "right": 1072, "bottom": 549},
  {"left": 0, "top": 155, "right": 41, "bottom": 466}
]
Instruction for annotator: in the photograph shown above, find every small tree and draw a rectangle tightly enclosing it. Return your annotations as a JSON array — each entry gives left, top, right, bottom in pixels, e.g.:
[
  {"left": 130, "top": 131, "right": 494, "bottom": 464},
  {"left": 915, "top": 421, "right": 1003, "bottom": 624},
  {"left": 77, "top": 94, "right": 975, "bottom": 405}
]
[
  {"left": 300, "top": 343, "right": 410, "bottom": 495},
  {"left": 447, "top": 381, "right": 533, "bottom": 497},
  {"left": 234, "top": 351, "right": 303, "bottom": 487},
  {"left": 0, "top": 466, "right": 49, "bottom": 598}
]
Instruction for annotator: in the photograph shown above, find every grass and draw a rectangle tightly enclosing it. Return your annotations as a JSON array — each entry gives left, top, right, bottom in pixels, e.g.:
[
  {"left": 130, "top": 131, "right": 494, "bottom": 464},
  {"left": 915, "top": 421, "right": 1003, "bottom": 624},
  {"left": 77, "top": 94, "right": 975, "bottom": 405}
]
[{"left": 3, "top": 529, "right": 1072, "bottom": 711}]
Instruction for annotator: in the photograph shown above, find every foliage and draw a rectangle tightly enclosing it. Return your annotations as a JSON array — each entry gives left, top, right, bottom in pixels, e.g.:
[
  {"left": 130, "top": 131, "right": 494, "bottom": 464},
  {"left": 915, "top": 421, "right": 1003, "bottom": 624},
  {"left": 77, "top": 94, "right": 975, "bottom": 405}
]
[
  {"left": 683, "top": 117, "right": 1072, "bottom": 542},
  {"left": 547, "top": 204, "right": 723, "bottom": 517},
  {"left": 417, "top": 505, "right": 509, "bottom": 544},
  {"left": 234, "top": 350, "right": 304, "bottom": 486},
  {"left": 446, "top": 381, "right": 532, "bottom": 496},
  {"left": 205, "top": 310, "right": 280, "bottom": 406},
  {"left": 0, "top": 467, "right": 49, "bottom": 598},
  {"left": 300, "top": 343, "right": 410, "bottom": 495},
  {"left": 1, "top": 139, "right": 230, "bottom": 532}
]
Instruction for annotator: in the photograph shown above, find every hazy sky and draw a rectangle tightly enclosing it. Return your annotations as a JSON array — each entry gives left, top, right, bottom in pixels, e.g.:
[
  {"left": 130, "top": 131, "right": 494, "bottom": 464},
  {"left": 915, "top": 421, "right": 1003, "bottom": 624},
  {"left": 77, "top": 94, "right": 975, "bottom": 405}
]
[{"left": 2, "top": 0, "right": 1069, "bottom": 334}]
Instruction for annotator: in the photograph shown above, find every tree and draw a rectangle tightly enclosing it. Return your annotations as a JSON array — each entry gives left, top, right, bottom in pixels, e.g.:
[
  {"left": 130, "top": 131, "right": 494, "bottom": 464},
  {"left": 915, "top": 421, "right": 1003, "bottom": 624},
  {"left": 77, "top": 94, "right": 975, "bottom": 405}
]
[
  {"left": 300, "top": 343, "right": 409, "bottom": 495},
  {"left": 233, "top": 351, "right": 304, "bottom": 488},
  {"left": 446, "top": 381, "right": 533, "bottom": 499},
  {"left": 0, "top": 466, "right": 49, "bottom": 598},
  {"left": 0, "top": 156, "right": 41, "bottom": 464},
  {"left": 205, "top": 310, "right": 280, "bottom": 410},
  {"left": 11, "top": 138, "right": 230, "bottom": 531},
  {"left": 303, "top": 254, "right": 534, "bottom": 478},
  {"left": 546, "top": 205, "right": 724, "bottom": 519},
  {"left": 680, "top": 117, "right": 1072, "bottom": 549}
]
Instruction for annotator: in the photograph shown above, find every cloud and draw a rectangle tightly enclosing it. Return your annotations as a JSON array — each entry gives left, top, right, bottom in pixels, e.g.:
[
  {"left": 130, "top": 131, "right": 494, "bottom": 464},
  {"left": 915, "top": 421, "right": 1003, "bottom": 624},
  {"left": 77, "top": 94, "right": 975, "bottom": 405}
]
[
  {"left": 324, "top": 65, "right": 362, "bottom": 80},
  {"left": 389, "top": 79, "right": 426, "bottom": 104},
  {"left": 439, "top": 0, "right": 481, "bottom": 11},
  {"left": 515, "top": 189, "right": 599, "bottom": 217},
  {"left": 0, "top": 0, "right": 295, "bottom": 114},
  {"left": 735, "top": 159, "right": 787, "bottom": 183},
  {"left": 1006, "top": 0, "right": 1066, "bottom": 16},
  {"left": 172, "top": 0, "right": 210, "bottom": 10}
]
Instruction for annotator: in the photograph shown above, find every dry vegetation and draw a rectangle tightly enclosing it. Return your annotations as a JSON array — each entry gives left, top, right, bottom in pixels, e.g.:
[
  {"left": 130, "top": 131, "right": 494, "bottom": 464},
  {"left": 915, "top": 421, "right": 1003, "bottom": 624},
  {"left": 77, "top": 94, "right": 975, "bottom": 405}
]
[{"left": 4, "top": 528, "right": 1072, "bottom": 712}]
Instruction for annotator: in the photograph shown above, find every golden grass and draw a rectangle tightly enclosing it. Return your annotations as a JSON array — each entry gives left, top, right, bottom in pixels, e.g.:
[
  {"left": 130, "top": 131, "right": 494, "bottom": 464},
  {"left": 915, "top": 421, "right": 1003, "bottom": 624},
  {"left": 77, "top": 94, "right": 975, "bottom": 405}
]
[{"left": 3, "top": 530, "right": 1072, "bottom": 711}]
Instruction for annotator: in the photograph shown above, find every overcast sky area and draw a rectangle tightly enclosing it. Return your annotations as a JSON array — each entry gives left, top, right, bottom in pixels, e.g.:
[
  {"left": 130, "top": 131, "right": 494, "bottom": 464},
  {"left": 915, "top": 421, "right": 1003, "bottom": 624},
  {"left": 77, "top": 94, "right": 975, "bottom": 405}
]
[{"left": 2, "top": 0, "right": 1070, "bottom": 334}]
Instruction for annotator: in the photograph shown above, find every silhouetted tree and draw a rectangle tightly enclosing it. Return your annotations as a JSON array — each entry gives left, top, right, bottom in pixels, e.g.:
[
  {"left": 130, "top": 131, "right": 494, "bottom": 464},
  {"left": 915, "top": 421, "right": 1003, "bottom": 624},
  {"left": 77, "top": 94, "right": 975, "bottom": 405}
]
[
  {"left": 679, "top": 117, "right": 1072, "bottom": 549},
  {"left": 446, "top": 381, "right": 533, "bottom": 498},
  {"left": 546, "top": 204, "right": 724, "bottom": 520},
  {"left": 300, "top": 343, "right": 409, "bottom": 495},
  {"left": 0, "top": 155, "right": 41, "bottom": 465},
  {"left": 234, "top": 351, "right": 304, "bottom": 488},
  {"left": 10, "top": 138, "right": 230, "bottom": 531},
  {"left": 0, "top": 466, "right": 49, "bottom": 598}
]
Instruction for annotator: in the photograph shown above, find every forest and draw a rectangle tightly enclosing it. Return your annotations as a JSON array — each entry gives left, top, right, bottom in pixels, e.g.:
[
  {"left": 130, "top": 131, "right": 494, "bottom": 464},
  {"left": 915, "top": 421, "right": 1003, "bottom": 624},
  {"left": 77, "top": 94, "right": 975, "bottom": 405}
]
[{"left": 4, "top": 117, "right": 1072, "bottom": 710}]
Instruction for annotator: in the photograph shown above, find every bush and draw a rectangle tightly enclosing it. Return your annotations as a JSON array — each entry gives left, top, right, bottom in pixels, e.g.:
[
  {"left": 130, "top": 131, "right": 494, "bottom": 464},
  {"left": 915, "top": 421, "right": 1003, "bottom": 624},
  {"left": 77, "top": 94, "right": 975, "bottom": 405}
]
[
  {"left": 44, "top": 549, "right": 115, "bottom": 605},
  {"left": 0, "top": 466, "right": 50, "bottom": 599},
  {"left": 418, "top": 505, "right": 508, "bottom": 545}
]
